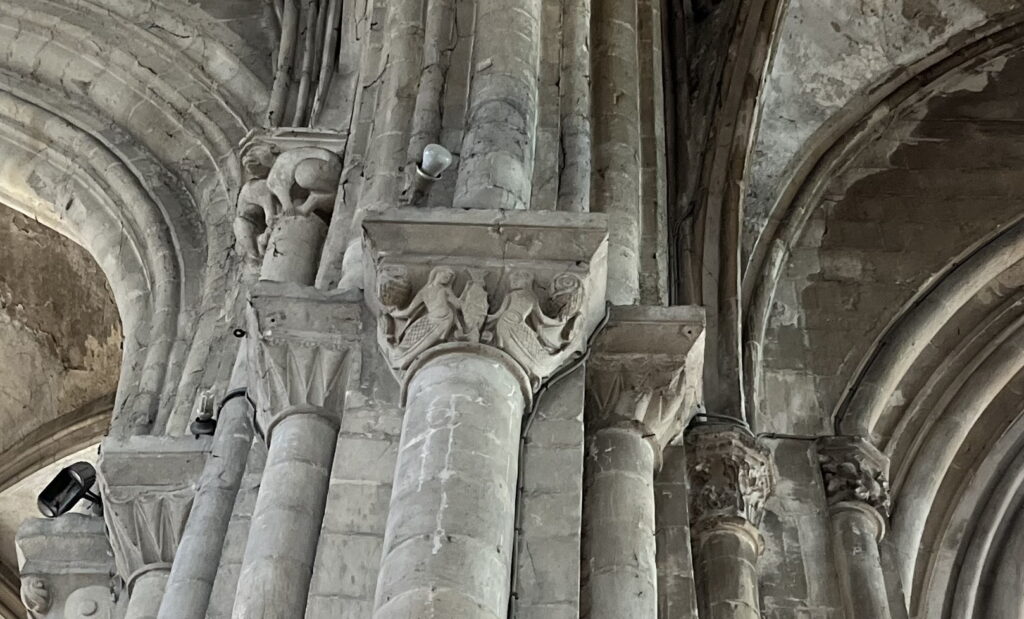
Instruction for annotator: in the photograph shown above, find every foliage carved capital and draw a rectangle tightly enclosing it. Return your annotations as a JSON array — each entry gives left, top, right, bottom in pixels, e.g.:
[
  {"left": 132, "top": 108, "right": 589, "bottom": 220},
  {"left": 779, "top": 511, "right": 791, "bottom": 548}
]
[
  {"left": 586, "top": 306, "right": 706, "bottom": 452},
  {"left": 685, "top": 424, "right": 774, "bottom": 535},
  {"left": 818, "top": 436, "right": 891, "bottom": 517}
]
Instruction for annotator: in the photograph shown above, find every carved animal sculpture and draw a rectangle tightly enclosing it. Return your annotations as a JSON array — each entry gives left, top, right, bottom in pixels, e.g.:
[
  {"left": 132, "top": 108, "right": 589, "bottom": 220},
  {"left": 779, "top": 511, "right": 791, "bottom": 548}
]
[{"left": 234, "top": 142, "right": 278, "bottom": 260}]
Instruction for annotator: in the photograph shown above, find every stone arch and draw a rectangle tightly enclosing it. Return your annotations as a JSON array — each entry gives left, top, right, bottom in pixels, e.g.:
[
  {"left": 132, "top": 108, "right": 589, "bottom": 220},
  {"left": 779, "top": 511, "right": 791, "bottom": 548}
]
[
  {"left": 0, "top": 0, "right": 271, "bottom": 435},
  {"left": 744, "top": 11, "right": 1024, "bottom": 617},
  {"left": 744, "top": 14, "right": 1024, "bottom": 426}
]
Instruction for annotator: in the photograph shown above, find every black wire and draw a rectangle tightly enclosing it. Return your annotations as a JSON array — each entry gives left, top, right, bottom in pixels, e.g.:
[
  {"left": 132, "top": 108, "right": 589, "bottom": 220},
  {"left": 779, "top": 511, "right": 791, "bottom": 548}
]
[{"left": 507, "top": 303, "right": 612, "bottom": 615}]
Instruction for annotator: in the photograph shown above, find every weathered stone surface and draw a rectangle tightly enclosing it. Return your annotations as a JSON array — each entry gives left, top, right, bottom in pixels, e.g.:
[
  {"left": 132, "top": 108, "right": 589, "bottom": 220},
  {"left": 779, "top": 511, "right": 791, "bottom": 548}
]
[{"left": 11, "top": 3, "right": 1024, "bottom": 619}]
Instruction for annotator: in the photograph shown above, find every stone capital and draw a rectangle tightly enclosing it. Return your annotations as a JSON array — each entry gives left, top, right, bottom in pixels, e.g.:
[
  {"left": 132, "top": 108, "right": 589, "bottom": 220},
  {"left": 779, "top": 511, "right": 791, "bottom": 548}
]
[
  {"left": 685, "top": 423, "right": 774, "bottom": 537},
  {"left": 362, "top": 208, "right": 608, "bottom": 393},
  {"left": 246, "top": 281, "right": 362, "bottom": 441},
  {"left": 16, "top": 514, "right": 116, "bottom": 619},
  {"left": 586, "top": 305, "right": 705, "bottom": 453},
  {"left": 97, "top": 436, "right": 209, "bottom": 579},
  {"left": 817, "top": 435, "right": 891, "bottom": 518}
]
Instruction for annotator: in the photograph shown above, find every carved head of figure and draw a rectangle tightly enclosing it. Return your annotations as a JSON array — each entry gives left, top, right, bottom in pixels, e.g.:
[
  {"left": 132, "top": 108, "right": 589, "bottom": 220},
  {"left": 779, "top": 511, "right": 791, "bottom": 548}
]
[
  {"left": 241, "top": 142, "right": 276, "bottom": 178},
  {"left": 21, "top": 576, "right": 51, "bottom": 616},
  {"left": 508, "top": 270, "right": 535, "bottom": 291},
  {"left": 377, "top": 265, "right": 412, "bottom": 309},
  {"left": 429, "top": 266, "right": 456, "bottom": 287},
  {"left": 548, "top": 272, "right": 584, "bottom": 319}
]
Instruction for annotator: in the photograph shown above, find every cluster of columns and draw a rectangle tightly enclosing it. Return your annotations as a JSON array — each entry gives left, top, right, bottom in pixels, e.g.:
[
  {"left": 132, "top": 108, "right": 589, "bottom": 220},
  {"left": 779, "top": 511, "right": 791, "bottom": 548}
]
[{"left": 577, "top": 301, "right": 777, "bottom": 619}]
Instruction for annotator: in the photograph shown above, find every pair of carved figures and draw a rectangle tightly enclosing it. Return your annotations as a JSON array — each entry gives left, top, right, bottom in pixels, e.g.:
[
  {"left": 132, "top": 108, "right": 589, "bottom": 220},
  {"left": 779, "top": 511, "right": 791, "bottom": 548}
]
[
  {"left": 233, "top": 139, "right": 342, "bottom": 261},
  {"left": 378, "top": 267, "right": 585, "bottom": 384}
]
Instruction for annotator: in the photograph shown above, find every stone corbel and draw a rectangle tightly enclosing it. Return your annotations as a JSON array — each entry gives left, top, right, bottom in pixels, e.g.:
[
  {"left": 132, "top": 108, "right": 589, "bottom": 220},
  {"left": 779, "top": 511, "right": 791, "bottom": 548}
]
[
  {"left": 97, "top": 436, "right": 209, "bottom": 584},
  {"left": 233, "top": 128, "right": 345, "bottom": 266},
  {"left": 818, "top": 435, "right": 891, "bottom": 536},
  {"left": 16, "top": 514, "right": 117, "bottom": 619},
  {"left": 246, "top": 281, "right": 362, "bottom": 442},
  {"left": 362, "top": 208, "right": 609, "bottom": 396},
  {"left": 586, "top": 305, "right": 706, "bottom": 465},
  {"left": 685, "top": 424, "right": 774, "bottom": 546}
]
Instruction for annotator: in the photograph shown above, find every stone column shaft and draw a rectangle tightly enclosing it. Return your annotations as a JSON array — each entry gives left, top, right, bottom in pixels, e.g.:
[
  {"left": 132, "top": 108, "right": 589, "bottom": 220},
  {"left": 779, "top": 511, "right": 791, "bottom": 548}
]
[
  {"left": 454, "top": 0, "right": 542, "bottom": 210},
  {"left": 591, "top": 0, "right": 641, "bottom": 303},
  {"left": 373, "top": 351, "right": 526, "bottom": 619},
  {"left": 686, "top": 423, "right": 773, "bottom": 619},
  {"left": 581, "top": 426, "right": 657, "bottom": 618},
  {"left": 693, "top": 521, "right": 761, "bottom": 619},
  {"left": 830, "top": 504, "right": 890, "bottom": 619},
  {"left": 232, "top": 412, "right": 339, "bottom": 618},
  {"left": 125, "top": 568, "right": 169, "bottom": 619},
  {"left": 819, "top": 436, "right": 892, "bottom": 619},
  {"left": 260, "top": 214, "right": 327, "bottom": 285},
  {"left": 158, "top": 349, "right": 253, "bottom": 619}
]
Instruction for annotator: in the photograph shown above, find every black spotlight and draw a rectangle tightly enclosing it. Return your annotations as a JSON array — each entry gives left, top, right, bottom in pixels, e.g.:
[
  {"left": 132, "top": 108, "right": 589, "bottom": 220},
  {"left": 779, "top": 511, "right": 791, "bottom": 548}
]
[{"left": 37, "top": 462, "right": 100, "bottom": 518}]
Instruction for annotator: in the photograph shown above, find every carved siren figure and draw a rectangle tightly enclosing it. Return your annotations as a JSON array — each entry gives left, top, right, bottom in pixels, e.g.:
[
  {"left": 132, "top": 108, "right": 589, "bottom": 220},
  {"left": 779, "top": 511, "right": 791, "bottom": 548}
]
[
  {"left": 233, "top": 136, "right": 343, "bottom": 263},
  {"left": 378, "top": 266, "right": 584, "bottom": 386},
  {"left": 487, "top": 270, "right": 582, "bottom": 387},
  {"left": 379, "top": 266, "right": 464, "bottom": 369}
]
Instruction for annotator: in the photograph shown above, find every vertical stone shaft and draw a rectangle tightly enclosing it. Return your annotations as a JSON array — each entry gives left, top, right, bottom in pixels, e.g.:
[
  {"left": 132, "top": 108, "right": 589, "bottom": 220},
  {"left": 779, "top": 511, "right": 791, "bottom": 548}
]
[
  {"left": 656, "top": 445, "right": 700, "bottom": 618},
  {"left": 126, "top": 569, "right": 170, "bottom": 619},
  {"left": 360, "top": 0, "right": 425, "bottom": 212},
  {"left": 557, "top": 0, "right": 592, "bottom": 213},
  {"left": 373, "top": 352, "right": 526, "bottom": 619},
  {"left": 830, "top": 504, "right": 891, "bottom": 619},
  {"left": 454, "top": 0, "right": 542, "bottom": 210},
  {"left": 581, "top": 426, "right": 657, "bottom": 618},
  {"left": 692, "top": 522, "right": 762, "bottom": 619},
  {"left": 157, "top": 351, "right": 254, "bottom": 619},
  {"left": 231, "top": 412, "right": 340, "bottom": 618},
  {"left": 818, "top": 436, "right": 892, "bottom": 619},
  {"left": 260, "top": 214, "right": 327, "bottom": 285},
  {"left": 591, "top": 0, "right": 641, "bottom": 304},
  {"left": 686, "top": 424, "right": 773, "bottom": 619}
]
